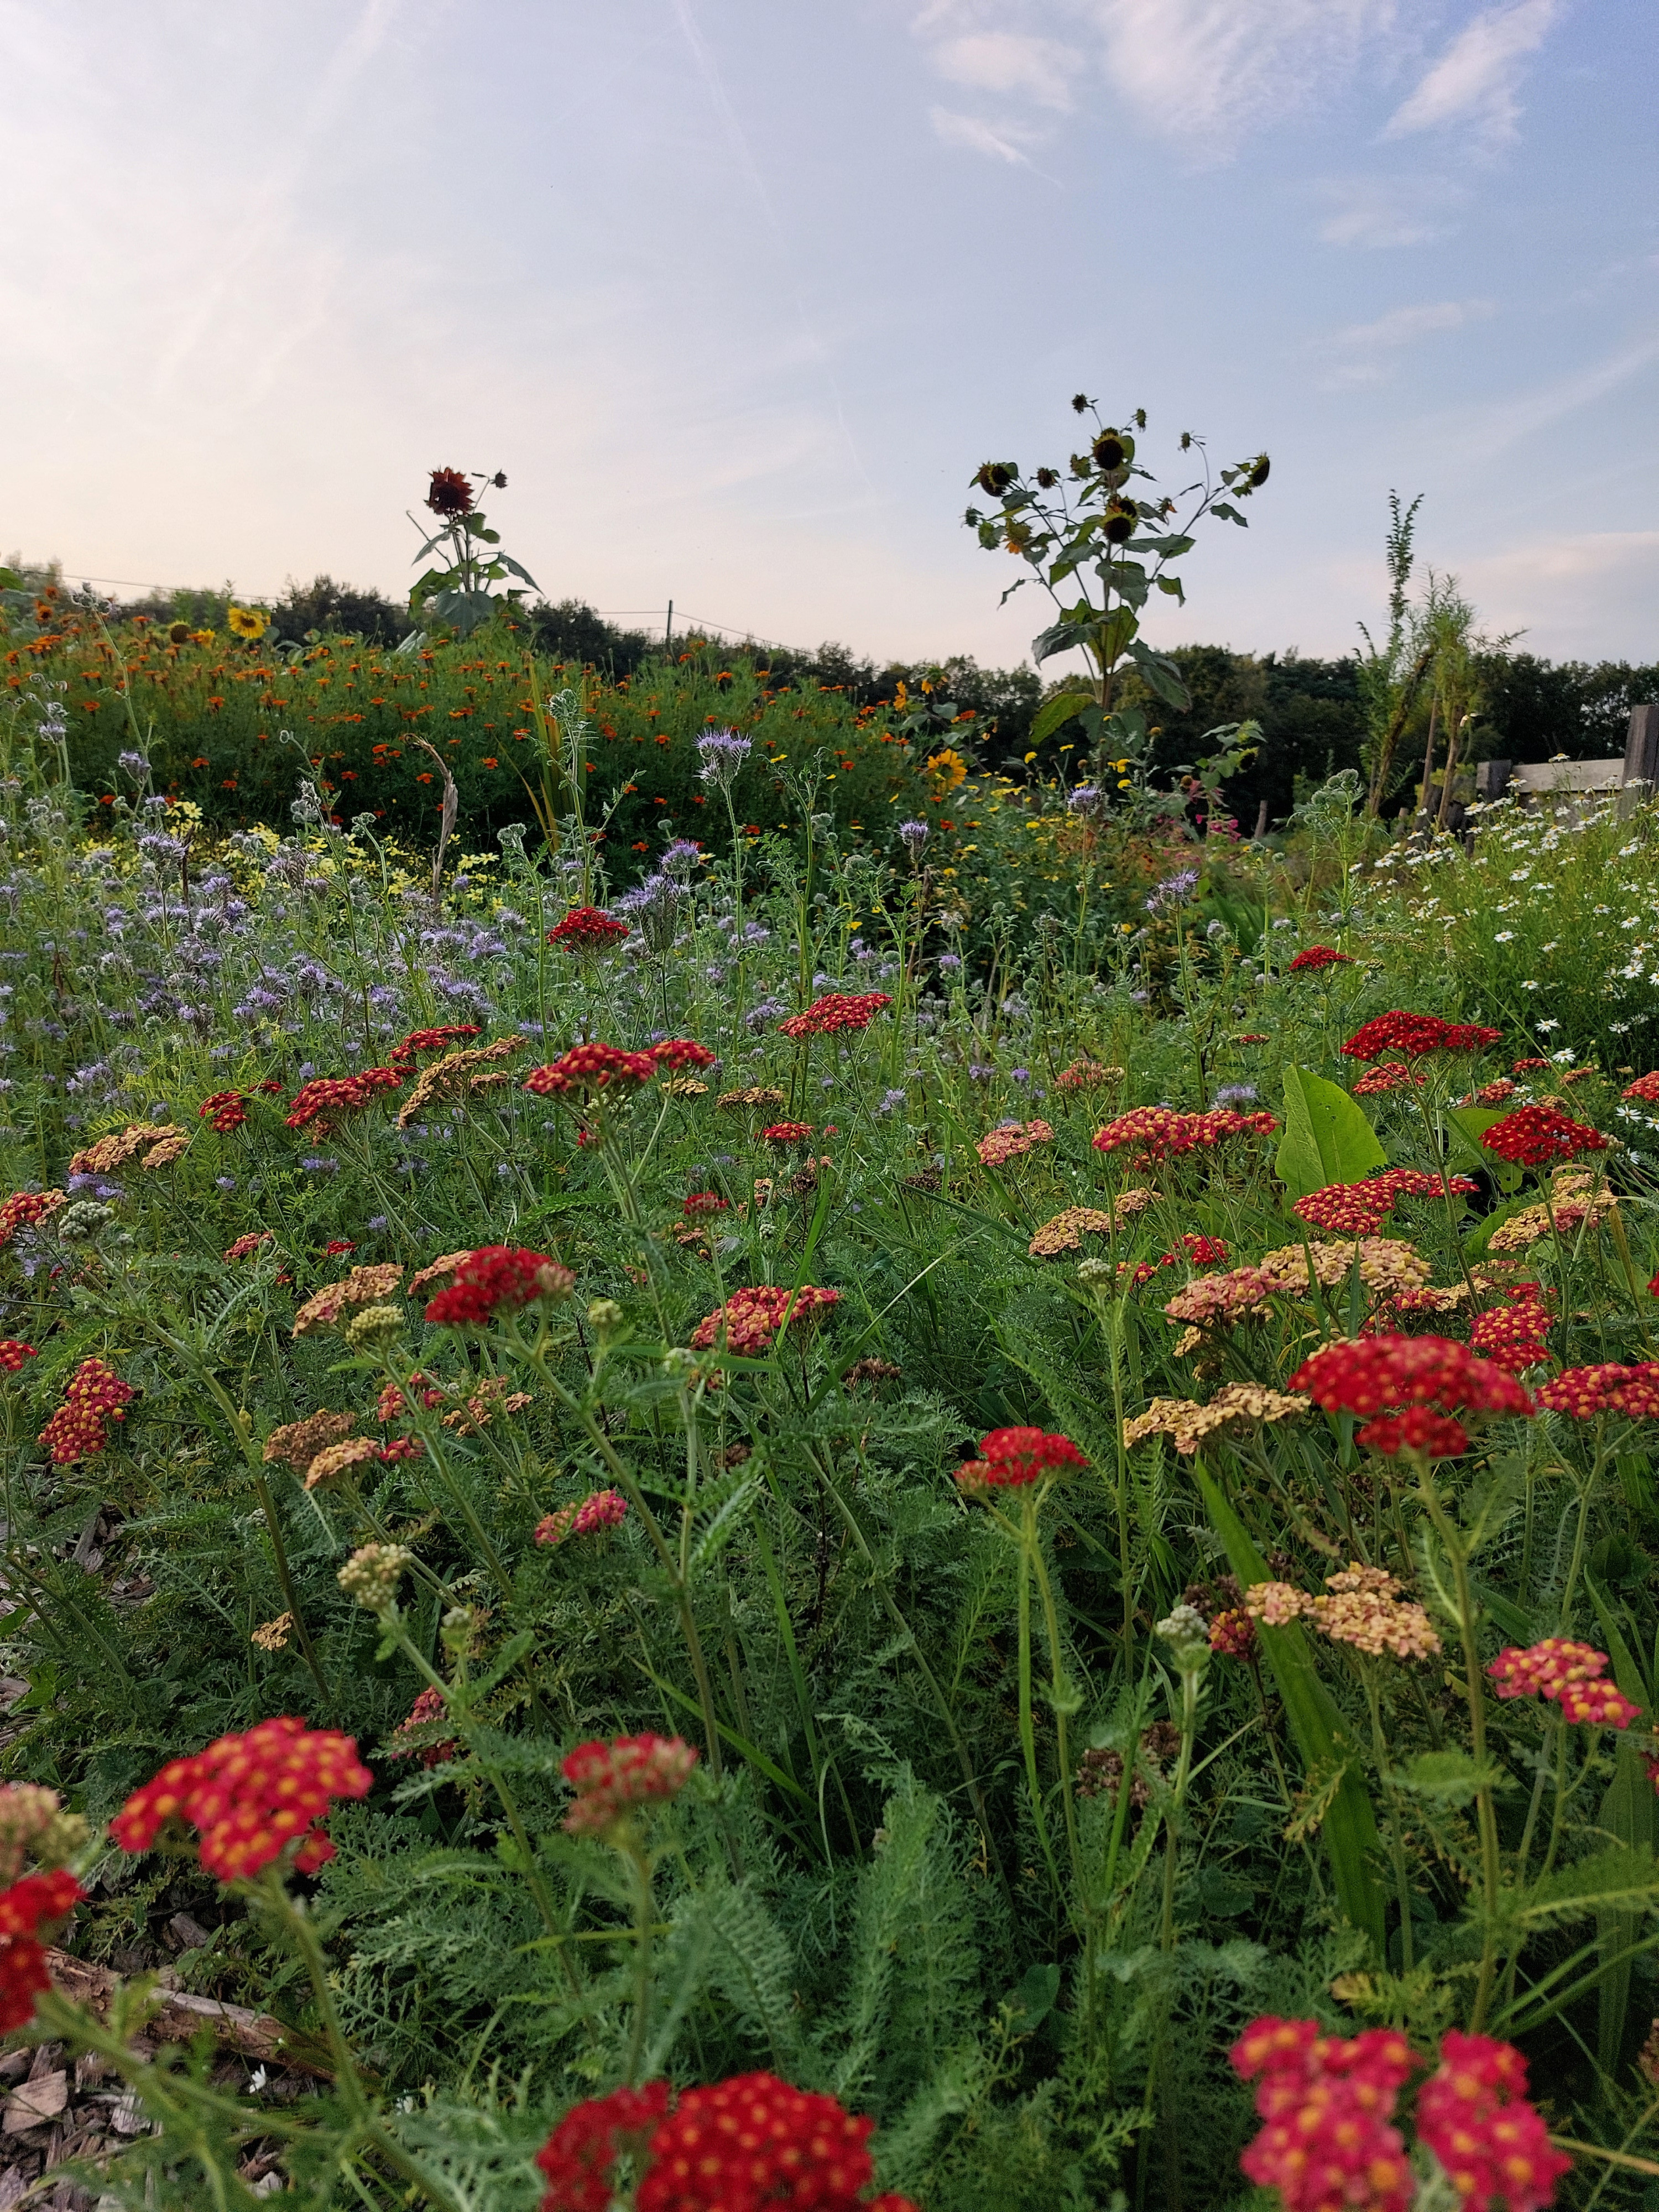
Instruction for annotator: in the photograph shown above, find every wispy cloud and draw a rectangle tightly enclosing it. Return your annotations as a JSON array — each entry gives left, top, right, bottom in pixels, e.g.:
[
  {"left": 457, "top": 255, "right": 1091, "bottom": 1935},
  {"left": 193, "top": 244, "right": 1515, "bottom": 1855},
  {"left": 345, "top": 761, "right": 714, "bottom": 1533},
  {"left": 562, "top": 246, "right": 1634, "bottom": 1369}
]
[
  {"left": 1454, "top": 332, "right": 1659, "bottom": 456},
  {"left": 1316, "top": 174, "right": 1464, "bottom": 248},
  {"left": 1318, "top": 296, "right": 1494, "bottom": 384},
  {"left": 929, "top": 105, "right": 1041, "bottom": 164},
  {"left": 1386, "top": 0, "right": 1561, "bottom": 140},
  {"left": 931, "top": 30, "right": 1078, "bottom": 107}
]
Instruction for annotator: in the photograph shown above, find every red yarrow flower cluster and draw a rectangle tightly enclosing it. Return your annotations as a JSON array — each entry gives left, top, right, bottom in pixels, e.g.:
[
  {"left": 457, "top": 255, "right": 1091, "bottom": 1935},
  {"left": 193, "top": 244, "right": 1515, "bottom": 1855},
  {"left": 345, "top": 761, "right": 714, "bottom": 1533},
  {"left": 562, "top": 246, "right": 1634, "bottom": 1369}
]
[
  {"left": 524, "top": 1042, "right": 658, "bottom": 1096},
  {"left": 535, "top": 2073, "right": 919, "bottom": 2212},
  {"left": 0, "top": 1868, "right": 85, "bottom": 2032},
  {"left": 1209, "top": 1608, "right": 1257, "bottom": 1660},
  {"left": 392, "top": 1025, "right": 482, "bottom": 1062},
  {"left": 1288, "top": 946, "right": 1355, "bottom": 972},
  {"left": 956, "top": 1426, "right": 1088, "bottom": 1489},
  {"left": 1470, "top": 1292, "right": 1553, "bottom": 1375},
  {"left": 0, "top": 1342, "right": 36, "bottom": 1374},
  {"left": 1293, "top": 1169, "right": 1477, "bottom": 1238},
  {"left": 424, "top": 1247, "right": 574, "bottom": 1327},
  {"left": 389, "top": 1686, "right": 457, "bottom": 1770},
  {"left": 651, "top": 1039, "right": 717, "bottom": 1072},
  {"left": 536, "top": 2081, "right": 671, "bottom": 2212},
  {"left": 1537, "top": 1362, "right": 1659, "bottom": 1420},
  {"left": 199, "top": 1089, "right": 250, "bottom": 1134},
  {"left": 1352, "top": 1063, "right": 1426, "bottom": 1097},
  {"left": 285, "top": 1067, "right": 403, "bottom": 1135},
  {"left": 1289, "top": 1334, "right": 1532, "bottom": 1459},
  {"left": 111, "top": 1716, "right": 372, "bottom": 1882},
  {"left": 690, "top": 1285, "right": 840, "bottom": 1357},
  {"left": 0, "top": 1191, "right": 67, "bottom": 1248},
  {"left": 1488, "top": 1640, "right": 1640, "bottom": 1726},
  {"left": 1232, "top": 2016, "right": 1416, "bottom": 2212},
  {"left": 1176, "top": 1233, "right": 1229, "bottom": 1267},
  {"left": 38, "top": 1357, "right": 135, "bottom": 1465},
  {"left": 225, "top": 1231, "right": 272, "bottom": 1261},
  {"left": 683, "top": 1192, "right": 729, "bottom": 1216},
  {"left": 761, "top": 1121, "right": 815, "bottom": 1145},
  {"left": 776, "top": 992, "right": 892, "bottom": 1039},
  {"left": 547, "top": 905, "right": 628, "bottom": 951},
  {"left": 1621, "top": 1071, "right": 1659, "bottom": 1104},
  {"left": 1464, "top": 1079, "right": 1519, "bottom": 1108},
  {"left": 561, "top": 1734, "right": 698, "bottom": 1836},
  {"left": 536, "top": 1489, "right": 628, "bottom": 1548},
  {"left": 1415, "top": 2032, "right": 1569, "bottom": 2212},
  {"left": 1341, "top": 1013, "right": 1502, "bottom": 1063},
  {"left": 1480, "top": 1104, "right": 1609, "bottom": 1167},
  {"left": 1092, "top": 1105, "right": 1277, "bottom": 1166}
]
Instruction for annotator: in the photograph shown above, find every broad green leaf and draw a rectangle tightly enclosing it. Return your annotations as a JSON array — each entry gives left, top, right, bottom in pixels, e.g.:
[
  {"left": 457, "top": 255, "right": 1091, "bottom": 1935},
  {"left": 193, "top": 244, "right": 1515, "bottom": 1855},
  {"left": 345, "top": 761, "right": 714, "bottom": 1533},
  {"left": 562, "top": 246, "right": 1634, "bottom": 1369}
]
[
  {"left": 1275, "top": 1066, "right": 1387, "bottom": 1201},
  {"left": 1027, "top": 690, "right": 1097, "bottom": 748},
  {"left": 1445, "top": 1107, "right": 1524, "bottom": 1194},
  {"left": 1031, "top": 619, "right": 1093, "bottom": 665},
  {"left": 1123, "top": 638, "right": 1191, "bottom": 709},
  {"left": 1197, "top": 1465, "right": 1386, "bottom": 1957}
]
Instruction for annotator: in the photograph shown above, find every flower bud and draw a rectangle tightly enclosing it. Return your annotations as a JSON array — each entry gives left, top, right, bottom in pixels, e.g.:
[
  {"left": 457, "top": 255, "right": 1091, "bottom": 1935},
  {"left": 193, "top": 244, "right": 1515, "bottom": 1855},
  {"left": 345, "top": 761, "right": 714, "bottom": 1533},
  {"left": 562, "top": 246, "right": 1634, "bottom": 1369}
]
[
  {"left": 337, "top": 1542, "right": 413, "bottom": 1613},
  {"left": 345, "top": 1302, "right": 404, "bottom": 1350},
  {"left": 587, "top": 1298, "right": 625, "bottom": 1337}
]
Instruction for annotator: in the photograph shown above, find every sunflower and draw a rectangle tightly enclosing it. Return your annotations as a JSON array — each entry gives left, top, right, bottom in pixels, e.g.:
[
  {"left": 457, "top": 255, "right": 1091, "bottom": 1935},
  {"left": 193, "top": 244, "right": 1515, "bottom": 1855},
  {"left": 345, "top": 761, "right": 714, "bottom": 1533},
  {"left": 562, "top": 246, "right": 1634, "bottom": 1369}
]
[
  {"left": 926, "top": 748, "right": 968, "bottom": 796},
  {"left": 425, "top": 467, "right": 474, "bottom": 518},
  {"left": 227, "top": 604, "right": 268, "bottom": 640}
]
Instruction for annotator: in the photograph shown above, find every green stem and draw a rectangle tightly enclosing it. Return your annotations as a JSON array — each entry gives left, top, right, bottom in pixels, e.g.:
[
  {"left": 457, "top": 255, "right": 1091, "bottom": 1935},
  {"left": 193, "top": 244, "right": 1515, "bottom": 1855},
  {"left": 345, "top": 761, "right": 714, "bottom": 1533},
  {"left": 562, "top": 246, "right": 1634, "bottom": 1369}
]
[{"left": 1418, "top": 1465, "right": 1501, "bottom": 2030}]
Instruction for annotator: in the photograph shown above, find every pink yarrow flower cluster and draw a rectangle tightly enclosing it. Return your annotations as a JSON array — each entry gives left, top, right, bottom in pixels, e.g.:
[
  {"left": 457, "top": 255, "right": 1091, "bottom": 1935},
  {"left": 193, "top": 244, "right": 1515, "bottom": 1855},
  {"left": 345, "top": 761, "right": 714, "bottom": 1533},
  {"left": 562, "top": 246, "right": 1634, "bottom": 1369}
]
[
  {"left": 535, "top": 1489, "right": 628, "bottom": 1547},
  {"left": 690, "top": 1285, "right": 839, "bottom": 1357},
  {"left": 1487, "top": 1640, "right": 1640, "bottom": 1727},
  {"left": 1232, "top": 2017, "right": 1568, "bottom": 2212},
  {"left": 560, "top": 1733, "right": 699, "bottom": 1836},
  {"left": 1092, "top": 1105, "right": 1277, "bottom": 1166}
]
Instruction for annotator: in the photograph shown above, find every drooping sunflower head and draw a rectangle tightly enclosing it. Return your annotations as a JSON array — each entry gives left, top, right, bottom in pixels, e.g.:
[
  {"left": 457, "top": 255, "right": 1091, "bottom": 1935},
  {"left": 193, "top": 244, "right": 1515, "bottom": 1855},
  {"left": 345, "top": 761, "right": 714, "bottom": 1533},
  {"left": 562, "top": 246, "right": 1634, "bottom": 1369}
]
[{"left": 425, "top": 467, "right": 474, "bottom": 518}]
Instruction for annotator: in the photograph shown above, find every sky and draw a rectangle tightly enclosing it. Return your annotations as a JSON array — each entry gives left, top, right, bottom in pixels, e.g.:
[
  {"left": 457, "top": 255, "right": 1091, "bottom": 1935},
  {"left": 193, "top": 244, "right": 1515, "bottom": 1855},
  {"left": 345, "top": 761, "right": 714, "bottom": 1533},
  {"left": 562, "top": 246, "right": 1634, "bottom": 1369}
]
[{"left": 2, "top": 0, "right": 1655, "bottom": 673}]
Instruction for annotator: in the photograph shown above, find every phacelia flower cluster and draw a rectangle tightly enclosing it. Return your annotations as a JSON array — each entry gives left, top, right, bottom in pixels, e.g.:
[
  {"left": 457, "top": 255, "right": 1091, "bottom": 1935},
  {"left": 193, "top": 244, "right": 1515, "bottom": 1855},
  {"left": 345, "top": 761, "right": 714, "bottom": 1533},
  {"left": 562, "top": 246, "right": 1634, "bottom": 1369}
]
[
  {"left": 690, "top": 1285, "right": 840, "bottom": 1356},
  {"left": 546, "top": 905, "right": 629, "bottom": 950},
  {"left": 561, "top": 1734, "right": 698, "bottom": 1837},
  {"left": 1537, "top": 1362, "right": 1659, "bottom": 1420},
  {"left": 535, "top": 1489, "right": 628, "bottom": 1547},
  {"left": 1340, "top": 1013, "right": 1503, "bottom": 1063},
  {"left": 1487, "top": 1640, "right": 1640, "bottom": 1726},
  {"left": 38, "top": 1356, "right": 136, "bottom": 1465},
  {"left": 954, "top": 1425, "right": 1088, "bottom": 1488},
  {"left": 1092, "top": 1105, "right": 1277, "bottom": 1166},
  {"left": 111, "top": 1715, "right": 372, "bottom": 1881},
  {"left": 1288, "top": 1334, "right": 1532, "bottom": 1458},
  {"left": 424, "top": 1246, "right": 575, "bottom": 1327},
  {"left": 776, "top": 992, "right": 892, "bottom": 1037},
  {"left": 1479, "top": 1104, "right": 1609, "bottom": 1167}
]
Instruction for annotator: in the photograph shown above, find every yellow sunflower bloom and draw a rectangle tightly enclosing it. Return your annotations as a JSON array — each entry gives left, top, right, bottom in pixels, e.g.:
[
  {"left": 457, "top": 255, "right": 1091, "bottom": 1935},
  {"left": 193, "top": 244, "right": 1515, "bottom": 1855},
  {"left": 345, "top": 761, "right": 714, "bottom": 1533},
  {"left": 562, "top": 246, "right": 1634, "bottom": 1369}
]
[{"left": 227, "top": 604, "right": 269, "bottom": 640}]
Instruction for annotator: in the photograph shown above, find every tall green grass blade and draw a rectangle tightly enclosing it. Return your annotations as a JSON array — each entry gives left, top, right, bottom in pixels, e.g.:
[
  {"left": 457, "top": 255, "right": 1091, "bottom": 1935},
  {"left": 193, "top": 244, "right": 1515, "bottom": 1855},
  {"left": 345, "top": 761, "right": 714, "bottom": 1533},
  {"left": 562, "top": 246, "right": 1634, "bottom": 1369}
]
[{"left": 1197, "top": 1463, "right": 1386, "bottom": 1957}]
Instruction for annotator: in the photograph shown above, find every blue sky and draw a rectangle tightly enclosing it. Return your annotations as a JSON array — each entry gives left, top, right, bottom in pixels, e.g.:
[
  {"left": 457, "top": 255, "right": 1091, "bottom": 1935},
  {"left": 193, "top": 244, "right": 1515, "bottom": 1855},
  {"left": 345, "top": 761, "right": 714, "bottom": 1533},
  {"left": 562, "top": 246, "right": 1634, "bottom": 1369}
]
[{"left": 3, "top": 0, "right": 1654, "bottom": 670}]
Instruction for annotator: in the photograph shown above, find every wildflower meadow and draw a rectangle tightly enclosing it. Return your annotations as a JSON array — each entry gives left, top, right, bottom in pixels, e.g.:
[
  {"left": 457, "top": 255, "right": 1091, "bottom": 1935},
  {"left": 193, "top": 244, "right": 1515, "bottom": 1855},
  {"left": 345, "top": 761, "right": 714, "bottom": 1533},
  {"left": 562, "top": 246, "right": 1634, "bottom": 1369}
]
[{"left": 4, "top": 449, "right": 1659, "bottom": 2212}]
